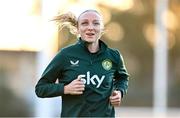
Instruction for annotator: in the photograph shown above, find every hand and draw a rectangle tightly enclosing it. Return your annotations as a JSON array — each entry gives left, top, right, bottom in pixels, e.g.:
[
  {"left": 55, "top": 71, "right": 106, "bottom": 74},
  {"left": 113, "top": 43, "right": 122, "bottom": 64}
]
[
  {"left": 109, "top": 90, "right": 122, "bottom": 107},
  {"left": 64, "top": 75, "right": 85, "bottom": 95}
]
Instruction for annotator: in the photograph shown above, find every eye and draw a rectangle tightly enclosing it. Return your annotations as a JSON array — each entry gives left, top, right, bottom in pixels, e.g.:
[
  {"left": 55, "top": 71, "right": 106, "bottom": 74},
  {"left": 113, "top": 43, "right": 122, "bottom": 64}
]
[
  {"left": 81, "top": 22, "right": 88, "bottom": 25},
  {"left": 94, "top": 22, "right": 100, "bottom": 25}
]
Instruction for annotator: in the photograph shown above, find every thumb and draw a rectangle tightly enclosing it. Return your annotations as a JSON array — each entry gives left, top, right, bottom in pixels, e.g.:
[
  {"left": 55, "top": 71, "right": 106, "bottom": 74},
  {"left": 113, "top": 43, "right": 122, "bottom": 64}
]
[
  {"left": 112, "top": 90, "right": 118, "bottom": 96},
  {"left": 77, "top": 75, "right": 84, "bottom": 81},
  {"left": 77, "top": 75, "right": 81, "bottom": 80}
]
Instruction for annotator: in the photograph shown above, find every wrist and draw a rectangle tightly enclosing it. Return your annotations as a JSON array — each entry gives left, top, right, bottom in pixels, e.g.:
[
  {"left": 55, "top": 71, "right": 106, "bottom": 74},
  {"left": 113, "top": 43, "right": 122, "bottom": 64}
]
[{"left": 64, "top": 85, "right": 69, "bottom": 94}]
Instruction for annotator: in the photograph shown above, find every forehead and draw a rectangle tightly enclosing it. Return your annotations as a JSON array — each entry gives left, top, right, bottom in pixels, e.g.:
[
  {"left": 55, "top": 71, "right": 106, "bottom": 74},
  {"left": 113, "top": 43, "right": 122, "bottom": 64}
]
[{"left": 78, "top": 11, "right": 102, "bottom": 21}]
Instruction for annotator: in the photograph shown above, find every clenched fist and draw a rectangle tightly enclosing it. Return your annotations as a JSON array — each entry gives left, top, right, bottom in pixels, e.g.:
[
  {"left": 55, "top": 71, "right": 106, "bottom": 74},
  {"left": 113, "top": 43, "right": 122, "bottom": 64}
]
[
  {"left": 109, "top": 90, "right": 122, "bottom": 107},
  {"left": 64, "top": 75, "right": 85, "bottom": 95}
]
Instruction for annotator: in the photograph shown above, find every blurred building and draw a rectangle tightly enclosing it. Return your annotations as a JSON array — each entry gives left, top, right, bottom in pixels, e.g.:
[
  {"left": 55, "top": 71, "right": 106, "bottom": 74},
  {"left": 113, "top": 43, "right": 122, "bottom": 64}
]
[{"left": 0, "top": 51, "right": 36, "bottom": 116}]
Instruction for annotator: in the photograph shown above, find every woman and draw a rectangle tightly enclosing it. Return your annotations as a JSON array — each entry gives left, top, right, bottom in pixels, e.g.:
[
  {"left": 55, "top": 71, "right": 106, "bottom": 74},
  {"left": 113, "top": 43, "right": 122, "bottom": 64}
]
[{"left": 35, "top": 9, "right": 129, "bottom": 117}]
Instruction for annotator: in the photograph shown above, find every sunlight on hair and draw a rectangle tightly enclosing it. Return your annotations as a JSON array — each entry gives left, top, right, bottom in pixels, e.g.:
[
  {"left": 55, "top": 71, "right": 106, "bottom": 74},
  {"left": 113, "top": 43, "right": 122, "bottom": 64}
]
[{"left": 67, "top": 5, "right": 97, "bottom": 19}]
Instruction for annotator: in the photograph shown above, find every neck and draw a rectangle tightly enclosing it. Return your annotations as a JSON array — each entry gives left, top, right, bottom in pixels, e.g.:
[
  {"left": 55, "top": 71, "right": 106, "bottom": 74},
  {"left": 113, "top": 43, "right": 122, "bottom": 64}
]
[{"left": 86, "top": 41, "right": 99, "bottom": 53}]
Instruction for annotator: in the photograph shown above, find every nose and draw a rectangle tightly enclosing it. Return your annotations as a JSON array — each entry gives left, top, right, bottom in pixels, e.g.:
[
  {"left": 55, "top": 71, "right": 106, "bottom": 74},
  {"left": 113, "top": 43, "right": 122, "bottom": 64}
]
[{"left": 87, "top": 23, "right": 94, "bottom": 30}]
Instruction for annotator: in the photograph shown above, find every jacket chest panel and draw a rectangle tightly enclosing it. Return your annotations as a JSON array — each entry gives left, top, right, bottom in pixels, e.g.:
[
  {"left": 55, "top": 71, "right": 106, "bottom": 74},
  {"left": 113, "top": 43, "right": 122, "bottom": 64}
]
[{"left": 62, "top": 56, "right": 116, "bottom": 89}]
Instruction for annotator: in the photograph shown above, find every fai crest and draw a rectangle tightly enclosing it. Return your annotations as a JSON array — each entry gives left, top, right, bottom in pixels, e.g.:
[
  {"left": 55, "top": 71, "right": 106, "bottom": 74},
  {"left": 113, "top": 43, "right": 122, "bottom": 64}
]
[{"left": 102, "top": 59, "right": 112, "bottom": 70}]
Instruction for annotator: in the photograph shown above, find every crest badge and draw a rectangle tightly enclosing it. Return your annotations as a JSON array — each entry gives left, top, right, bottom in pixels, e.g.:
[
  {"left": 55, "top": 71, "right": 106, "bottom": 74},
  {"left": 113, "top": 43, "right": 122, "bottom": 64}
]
[{"left": 102, "top": 59, "right": 112, "bottom": 71}]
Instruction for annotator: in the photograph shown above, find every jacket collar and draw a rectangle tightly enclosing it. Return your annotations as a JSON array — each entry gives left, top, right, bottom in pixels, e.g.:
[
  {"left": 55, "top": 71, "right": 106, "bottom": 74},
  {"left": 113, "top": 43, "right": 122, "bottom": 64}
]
[{"left": 77, "top": 37, "right": 107, "bottom": 54}]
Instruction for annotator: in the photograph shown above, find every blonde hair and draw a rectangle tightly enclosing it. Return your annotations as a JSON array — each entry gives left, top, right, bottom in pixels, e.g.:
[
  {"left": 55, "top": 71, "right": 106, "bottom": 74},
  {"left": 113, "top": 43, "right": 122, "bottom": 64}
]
[
  {"left": 51, "top": 12, "right": 78, "bottom": 35},
  {"left": 51, "top": 10, "right": 105, "bottom": 37}
]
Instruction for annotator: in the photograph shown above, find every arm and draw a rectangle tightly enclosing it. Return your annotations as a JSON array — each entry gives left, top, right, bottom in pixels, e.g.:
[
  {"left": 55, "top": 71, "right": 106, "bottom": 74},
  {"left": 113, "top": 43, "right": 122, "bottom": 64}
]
[
  {"left": 110, "top": 50, "right": 129, "bottom": 106},
  {"left": 113, "top": 50, "right": 129, "bottom": 97},
  {"left": 35, "top": 51, "right": 65, "bottom": 98}
]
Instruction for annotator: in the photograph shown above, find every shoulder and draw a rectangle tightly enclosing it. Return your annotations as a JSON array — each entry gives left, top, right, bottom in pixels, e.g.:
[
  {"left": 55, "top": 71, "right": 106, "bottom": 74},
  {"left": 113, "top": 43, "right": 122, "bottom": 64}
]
[
  {"left": 61, "top": 43, "right": 76, "bottom": 52},
  {"left": 58, "top": 43, "right": 79, "bottom": 55},
  {"left": 106, "top": 48, "right": 126, "bottom": 68},
  {"left": 100, "top": 40, "right": 121, "bottom": 59},
  {"left": 106, "top": 48, "right": 121, "bottom": 60},
  {"left": 106, "top": 47, "right": 126, "bottom": 65}
]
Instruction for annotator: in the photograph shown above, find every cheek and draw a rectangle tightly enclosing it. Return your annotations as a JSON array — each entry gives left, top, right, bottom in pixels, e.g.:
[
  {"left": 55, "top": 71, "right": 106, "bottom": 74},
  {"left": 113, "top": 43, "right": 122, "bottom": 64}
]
[
  {"left": 95, "top": 26, "right": 101, "bottom": 31},
  {"left": 95, "top": 28, "right": 101, "bottom": 34},
  {"left": 78, "top": 27, "right": 85, "bottom": 33}
]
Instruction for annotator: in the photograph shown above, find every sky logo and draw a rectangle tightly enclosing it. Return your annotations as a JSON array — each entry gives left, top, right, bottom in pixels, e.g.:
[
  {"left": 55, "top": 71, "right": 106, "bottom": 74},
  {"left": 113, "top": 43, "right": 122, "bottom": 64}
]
[{"left": 79, "top": 71, "right": 105, "bottom": 88}]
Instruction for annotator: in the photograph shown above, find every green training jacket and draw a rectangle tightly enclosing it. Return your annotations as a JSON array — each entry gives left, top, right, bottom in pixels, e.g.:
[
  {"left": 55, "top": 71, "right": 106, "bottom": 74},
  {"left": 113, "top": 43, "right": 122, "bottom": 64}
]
[{"left": 35, "top": 38, "right": 129, "bottom": 117}]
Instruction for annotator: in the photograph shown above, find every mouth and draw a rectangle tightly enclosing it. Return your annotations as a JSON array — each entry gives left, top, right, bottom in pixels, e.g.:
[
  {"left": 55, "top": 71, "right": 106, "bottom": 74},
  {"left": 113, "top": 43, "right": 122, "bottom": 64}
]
[{"left": 86, "top": 32, "right": 95, "bottom": 37}]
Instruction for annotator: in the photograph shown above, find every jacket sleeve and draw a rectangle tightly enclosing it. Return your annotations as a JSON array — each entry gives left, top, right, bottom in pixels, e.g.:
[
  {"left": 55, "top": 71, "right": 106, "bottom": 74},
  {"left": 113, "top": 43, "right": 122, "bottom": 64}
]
[
  {"left": 113, "top": 50, "right": 129, "bottom": 98},
  {"left": 35, "top": 51, "right": 66, "bottom": 98}
]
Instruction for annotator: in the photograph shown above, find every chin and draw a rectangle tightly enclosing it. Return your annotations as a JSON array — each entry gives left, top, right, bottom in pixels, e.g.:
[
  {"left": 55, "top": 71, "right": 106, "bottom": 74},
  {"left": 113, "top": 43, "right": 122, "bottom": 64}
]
[
  {"left": 84, "top": 37, "right": 97, "bottom": 43},
  {"left": 85, "top": 40, "right": 96, "bottom": 44}
]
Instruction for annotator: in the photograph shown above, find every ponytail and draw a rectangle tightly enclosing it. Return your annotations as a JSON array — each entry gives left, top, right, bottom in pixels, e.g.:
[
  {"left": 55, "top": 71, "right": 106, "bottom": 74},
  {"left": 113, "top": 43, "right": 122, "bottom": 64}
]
[{"left": 51, "top": 12, "right": 78, "bottom": 36}]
